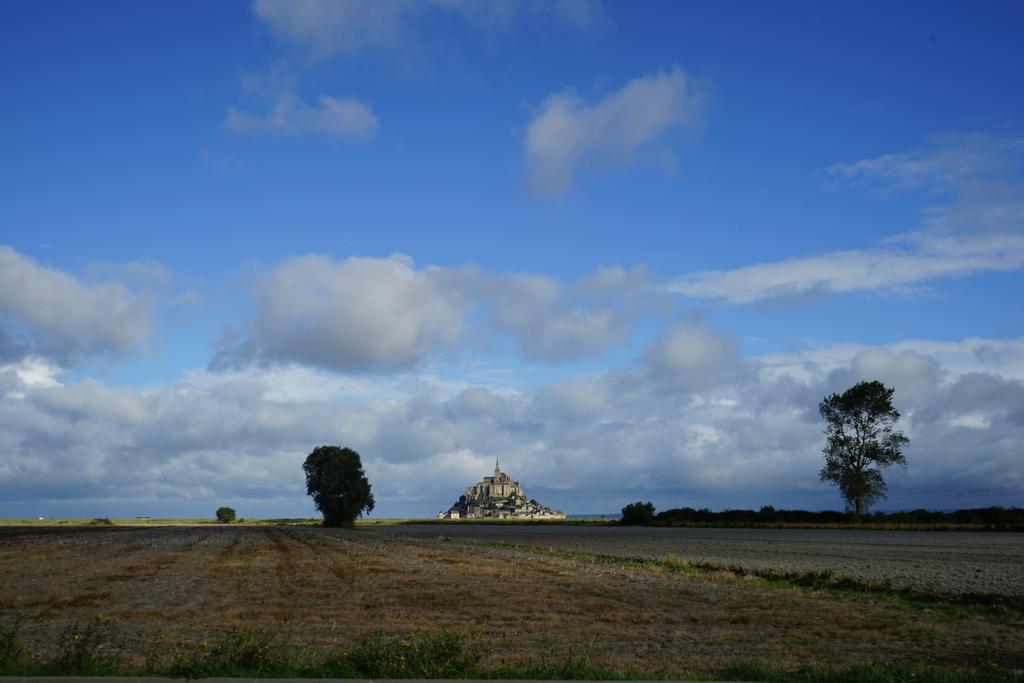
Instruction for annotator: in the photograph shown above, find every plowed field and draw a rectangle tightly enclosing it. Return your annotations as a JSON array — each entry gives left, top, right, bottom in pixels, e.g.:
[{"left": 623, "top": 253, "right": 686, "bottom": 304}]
[
  {"left": 383, "top": 524, "right": 1024, "bottom": 598},
  {"left": 1, "top": 525, "right": 1022, "bottom": 672}
]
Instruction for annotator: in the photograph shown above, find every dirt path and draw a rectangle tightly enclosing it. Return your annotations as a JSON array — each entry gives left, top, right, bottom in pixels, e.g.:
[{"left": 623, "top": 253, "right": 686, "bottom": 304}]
[{"left": 1, "top": 525, "right": 1022, "bottom": 672}]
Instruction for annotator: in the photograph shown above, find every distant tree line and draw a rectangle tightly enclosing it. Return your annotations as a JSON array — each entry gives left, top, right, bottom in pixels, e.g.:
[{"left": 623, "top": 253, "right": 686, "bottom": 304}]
[{"left": 620, "top": 502, "right": 1024, "bottom": 530}]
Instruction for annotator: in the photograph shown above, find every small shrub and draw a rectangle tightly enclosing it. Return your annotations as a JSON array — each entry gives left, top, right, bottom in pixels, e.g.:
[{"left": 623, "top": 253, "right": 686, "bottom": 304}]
[
  {"left": 215, "top": 507, "right": 236, "bottom": 524},
  {"left": 88, "top": 518, "right": 113, "bottom": 526},
  {"left": 620, "top": 501, "right": 655, "bottom": 525}
]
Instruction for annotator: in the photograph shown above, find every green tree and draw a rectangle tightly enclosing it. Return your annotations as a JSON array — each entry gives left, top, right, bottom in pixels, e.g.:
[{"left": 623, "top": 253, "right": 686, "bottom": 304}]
[
  {"left": 819, "top": 380, "right": 909, "bottom": 516},
  {"left": 215, "top": 506, "right": 236, "bottom": 523},
  {"left": 620, "top": 501, "right": 656, "bottom": 525},
  {"left": 302, "top": 446, "right": 374, "bottom": 527}
]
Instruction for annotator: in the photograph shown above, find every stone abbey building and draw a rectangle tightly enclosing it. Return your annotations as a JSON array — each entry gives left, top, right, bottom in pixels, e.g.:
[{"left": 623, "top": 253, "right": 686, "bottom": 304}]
[{"left": 437, "top": 459, "right": 565, "bottom": 519}]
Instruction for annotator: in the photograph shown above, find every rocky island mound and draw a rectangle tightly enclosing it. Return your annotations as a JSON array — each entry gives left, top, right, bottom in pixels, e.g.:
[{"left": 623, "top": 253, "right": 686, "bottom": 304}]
[{"left": 437, "top": 459, "right": 565, "bottom": 519}]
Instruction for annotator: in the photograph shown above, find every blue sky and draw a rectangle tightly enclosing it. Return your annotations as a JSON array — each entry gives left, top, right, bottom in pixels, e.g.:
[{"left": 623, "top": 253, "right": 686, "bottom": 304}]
[{"left": 1, "top": 0, "right": 1023, "bottom": 519}]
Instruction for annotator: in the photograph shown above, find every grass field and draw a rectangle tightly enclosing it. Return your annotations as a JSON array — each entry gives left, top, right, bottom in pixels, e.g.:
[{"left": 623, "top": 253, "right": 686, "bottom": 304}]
[{"left": 1, "top": 523, "right": 1023, "bottom": 680}]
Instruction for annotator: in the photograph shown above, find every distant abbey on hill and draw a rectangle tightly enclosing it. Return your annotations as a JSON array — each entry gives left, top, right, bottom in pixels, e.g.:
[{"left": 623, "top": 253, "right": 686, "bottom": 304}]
[{"left": 437, "top": 459, "right": 565, "bottom": 519}]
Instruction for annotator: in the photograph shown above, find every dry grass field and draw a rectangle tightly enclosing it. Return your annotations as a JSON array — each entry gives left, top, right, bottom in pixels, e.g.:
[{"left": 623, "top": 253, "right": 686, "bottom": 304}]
[{"left": 1, "top": 524, "right": 1023, "bottom": 676}]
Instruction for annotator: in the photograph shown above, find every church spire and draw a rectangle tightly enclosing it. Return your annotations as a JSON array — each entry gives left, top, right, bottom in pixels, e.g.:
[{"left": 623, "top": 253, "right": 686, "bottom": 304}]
[{"left": 494, "top": 456, "right": 500, "bottom": 475}]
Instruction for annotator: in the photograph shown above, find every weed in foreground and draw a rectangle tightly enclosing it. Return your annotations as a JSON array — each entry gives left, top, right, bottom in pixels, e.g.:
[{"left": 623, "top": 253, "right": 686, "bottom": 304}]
[
  {"left": 486, "top": 656, "right": 636, "bottom": 681},
  {"left": 140, "top": 631, "right": 168, "bottom": 675},
  {"left": 329, "top": 630, "right": 482, "bottom": 678},
  {"left": 54, "top": 614, "right": 119, "bottom": 675},
  {"left": 166, "top": 624, "right": 306, "bottom": 678},
  {"left": 0, "top": 618, "right": 26, "bottom": 674},
  {"left": 0, "top": 617, "right": 1020, "bottom": 681}
]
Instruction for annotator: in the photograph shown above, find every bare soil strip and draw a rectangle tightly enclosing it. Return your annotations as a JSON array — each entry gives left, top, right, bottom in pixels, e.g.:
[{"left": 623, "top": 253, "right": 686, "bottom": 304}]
[{"left": 1, "top": 525, "right": 1022, "bottom": 673}]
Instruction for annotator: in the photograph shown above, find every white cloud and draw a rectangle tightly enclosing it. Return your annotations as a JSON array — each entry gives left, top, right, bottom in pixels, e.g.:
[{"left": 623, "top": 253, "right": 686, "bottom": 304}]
[
  {"left": 524, "top": 68, "right": 706, "bottom": 194},
  {"left": 826, "top": 133, "right": 1023, "bottom": 194},
  {"left": 254, "top": 0, "right": 407, "bottom": 57},
  {"left": 827, "top": 349, "right": 943, "bottom": 406},
  {"left": 951, "top": 414, "right": 991, "bottom": 430},
  {"left": 482, "top": 270, "right": 645, "bottom": 361},
  {"left": 5, "top": 358, "right": 62, "bottom": 389},
  {"left": 213, "top": 254, "right": 471, "bottom": 372},
  {"left": 638, "top": 323, "right": 744, "bottom": 393},
  {"left": 667, "top": 233, "right": 1024, "bottom": 304},
  {"left": 253, "top": 0, "right": 607, "bottom": 58},
  {"left": 0, "top": 357, "right": 62, "bottom": 400},
  {"left": 214, "top": 255, "right": 655, "bottom": 370},
  {"left": 4, "top": 332, "right": 1022, "bottom": 517},
  {"left": 669, "top": 134, "right": 1024, "bottom": 304},
  {"left": 759, "top": 337, "right": 1024, "bottom": 385},
  {"left": 226, "top": 94, "right": 379, "bottom": 141},
  {"left": 574, "top": 264, "right": 655, "bottom": 299},
  {"left": 0, "top": 246, "right": 156, "bottom": 366}
]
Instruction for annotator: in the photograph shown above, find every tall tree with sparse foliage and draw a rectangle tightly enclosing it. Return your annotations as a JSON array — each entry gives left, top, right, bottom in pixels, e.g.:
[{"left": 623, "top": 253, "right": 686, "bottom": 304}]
[
  {"left": 819, "top": 380, "right": 909, "bottom": 516},
  {"left": 302, "top": 446, "right": 374, "bottom": 527}
]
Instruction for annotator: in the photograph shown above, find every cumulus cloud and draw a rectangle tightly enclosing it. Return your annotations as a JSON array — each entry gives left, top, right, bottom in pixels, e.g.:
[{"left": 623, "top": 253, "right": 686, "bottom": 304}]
[
  {"left": 759, "top": 337, "right": 1024, "bottom": 387},
  {"left": 668, "top": 133, "right": 1024, "bottom": 304},
  {"left": 828, "top": 349, "right": 943, "bottom": 405},
  {"left": 214, "top": 255, "right": 655, "bottom": 370},
  {"left": 226, "top": 94, "right": 379, "bottom": 141},
  {"left": 525, "top": 68, "right": 706, "bottom": 194},
  {"left": 213, "top": 254, "right": 471, "bottom": 372},
  {"left": 254, "top": 0, "right": 407, "bottom": 57},
  {"left": 0, "top": 373, "right": 335, "bottom": 510},
  {"left": 482, "top": 268, "right": 652, "bottom": 362},
  {"left": 253, "top": 0, "right": 607, "bottom": 58},
  {"left": 4, "top": 332, "right": 1023, "bottom": 517},
  {"left": 0, "top": 246, "right": 156, "bottom": 366},
  {"left": 638, "top": 323, "right": 745, "bottom": 393}
]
